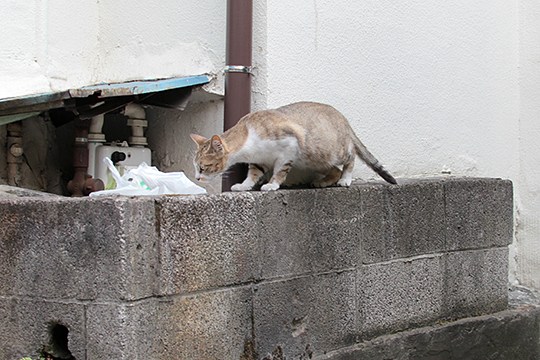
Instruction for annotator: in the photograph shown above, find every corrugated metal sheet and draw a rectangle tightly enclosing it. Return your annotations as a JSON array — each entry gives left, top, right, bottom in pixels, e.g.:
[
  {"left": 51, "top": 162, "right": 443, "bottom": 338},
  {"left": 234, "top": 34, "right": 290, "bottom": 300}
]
[{"left": 0, "top": 75, "right": 212, "bottom": 123}]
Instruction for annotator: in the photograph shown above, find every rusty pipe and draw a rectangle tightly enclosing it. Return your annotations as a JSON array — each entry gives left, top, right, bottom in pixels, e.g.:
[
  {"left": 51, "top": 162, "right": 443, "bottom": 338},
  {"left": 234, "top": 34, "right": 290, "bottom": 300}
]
[
  {"left": 67, "top": 118, "right": 104, "bottom": 196},
  {"left": 222, "top": 0, "right": 253, "bottom": 191}
]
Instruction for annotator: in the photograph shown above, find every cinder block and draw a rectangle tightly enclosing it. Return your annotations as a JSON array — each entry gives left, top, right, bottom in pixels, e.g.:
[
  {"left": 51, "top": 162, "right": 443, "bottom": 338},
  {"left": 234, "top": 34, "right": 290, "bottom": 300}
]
[
  {"left": 358, "top": 255, "right": 444, "bottom": 338},
  {"left": 442, "top": 247, "right": 508, "bottom": 319},
  {"left": 116, "top": 198, "right": 160, "bottom": 300},
  {"left": 256, "top": 187, "right": 360, "bottom": 279},
  {"left": 157, "top": 287, "right": 253, "bottom": 360},
  {"left": 360, "top": 181, "right": 446, "bottom": 263},
  {"left": 310, "top": 188, "right": 363, "bottom": 273},
  {"left": 253, "top": 271, "right": 357, "bottom": 359},
  {"left": 255, "top": 190, "right": 317, "bottom": 279},
  {"left": 357, "top": 184, "right": 391, "bottom": 264},
  {"left": 444, "top": 178, "right": 513, "bottom": 251},
  {"left": 86, "top": 300, "right": 160, "bottom": 360},
  {"left": 0, "top": 298, "right": 85, "bottom": 360},
  {"left": 0, "top": 197, "right": 158, "bottom": 301},
  {"left": 86, "top": 287, "right": 253, "bottom": 360},
  {"left": 157, "top": 192, "right": 258, "bottom": 295}
]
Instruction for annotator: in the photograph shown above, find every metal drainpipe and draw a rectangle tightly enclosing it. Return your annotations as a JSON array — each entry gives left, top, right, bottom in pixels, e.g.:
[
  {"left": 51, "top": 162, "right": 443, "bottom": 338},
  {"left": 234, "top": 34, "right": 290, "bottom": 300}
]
[{"left": 222, "top": 0, "right": 253, "bottom": 192}]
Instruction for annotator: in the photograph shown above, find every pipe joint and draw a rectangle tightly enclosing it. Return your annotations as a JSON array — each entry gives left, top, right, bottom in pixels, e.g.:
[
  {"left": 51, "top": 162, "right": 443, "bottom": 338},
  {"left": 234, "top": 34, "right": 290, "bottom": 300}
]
[
  {"left": 9, "top": 144, "right": 23, "bottom": 158},
  {"left": 224, "top": 65, "right": 253, "bottom": 74},
  {"left": 123, "top": 103, "right": 146, "bottom": 119}
]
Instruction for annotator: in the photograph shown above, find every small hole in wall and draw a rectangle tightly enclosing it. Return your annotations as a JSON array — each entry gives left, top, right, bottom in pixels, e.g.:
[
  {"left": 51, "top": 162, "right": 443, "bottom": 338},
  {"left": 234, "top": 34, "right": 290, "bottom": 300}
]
[{"left": 45, "top": 323, "right": 76, "bottom": 360}]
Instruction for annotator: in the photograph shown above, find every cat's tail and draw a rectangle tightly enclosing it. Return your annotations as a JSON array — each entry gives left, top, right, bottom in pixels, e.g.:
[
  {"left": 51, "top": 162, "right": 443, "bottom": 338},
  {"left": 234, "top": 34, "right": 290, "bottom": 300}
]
[{"left": 353, "top": 138, "right": 397, "bottom": 184}]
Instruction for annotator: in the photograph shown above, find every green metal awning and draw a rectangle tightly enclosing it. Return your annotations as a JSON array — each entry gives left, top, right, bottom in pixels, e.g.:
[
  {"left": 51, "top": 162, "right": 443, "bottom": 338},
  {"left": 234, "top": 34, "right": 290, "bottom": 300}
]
[{"left": 0, "top": 74, "right": 212, "bottom": 126}]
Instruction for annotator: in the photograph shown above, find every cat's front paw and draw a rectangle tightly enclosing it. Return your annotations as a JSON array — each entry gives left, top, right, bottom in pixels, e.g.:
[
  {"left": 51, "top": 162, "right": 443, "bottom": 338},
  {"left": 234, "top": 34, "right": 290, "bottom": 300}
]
[
  {"left": 337, "top": 178, "right": 352, "bottom": 187},
  {"left": 231, "top": 183, "right": 252, "bottom": 192},
  {"left": 261, "top": 183, "right": 280, "bottom": 191}
]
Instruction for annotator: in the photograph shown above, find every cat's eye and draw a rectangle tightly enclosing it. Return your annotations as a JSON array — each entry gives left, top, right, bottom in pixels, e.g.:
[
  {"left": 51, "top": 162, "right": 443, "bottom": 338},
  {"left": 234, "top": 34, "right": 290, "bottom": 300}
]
[{"left": 200, "top": 164, "right": 214, "bottom": 172}]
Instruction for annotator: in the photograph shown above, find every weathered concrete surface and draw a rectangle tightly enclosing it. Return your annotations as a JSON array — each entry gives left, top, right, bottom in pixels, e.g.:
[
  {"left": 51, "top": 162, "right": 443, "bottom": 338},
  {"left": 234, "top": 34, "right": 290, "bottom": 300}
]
[
  {"left": 359, "top": 247, "right": 509, "bottom": 340},
  {"left": 0, "top": 298, "right": 86, "bottom": 360},
  {"left": 254, "top": 271, "right": 357, "bottom": 359},
  {"left": 0, "top": 185, "right": 60, "bottom": 198},
  {"left": 0, "top": 197, "right": 158, "bottom": 301},
  {"left": 0, "top": 178, "right": 524, "bottom": 360},
  {"left": 317, "top": 305, "right": 540, "bottom": 360},
  {"left": 86, "top": 287, "right": 253, "bottom": 359},
  {"left": 157, "top": 287, "right": 253, "bottom": 359},
  {"left": 361, "top": 178, "right": 513, "bottom": 264},
  {"left": 255, "top": 188, "right": 361, "bottom": 279},
  {"left": 360, "top": 255, "right": 445, "bottom": 339},
  {"left": 157, "top": 193, "right": 258, "bottom": 295},
  {"left": 442, "top": 248, "right": 509, "bottom": 319},
  {"left": 444, "top": 178, "right": 514, "bottom": 251}
]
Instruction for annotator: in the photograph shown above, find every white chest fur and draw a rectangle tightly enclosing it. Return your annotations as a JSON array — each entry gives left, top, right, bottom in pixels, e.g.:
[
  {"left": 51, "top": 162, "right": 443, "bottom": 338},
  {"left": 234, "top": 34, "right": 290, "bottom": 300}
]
[{"left": 232, "top": 128, "right": 300, "bottom": 167}]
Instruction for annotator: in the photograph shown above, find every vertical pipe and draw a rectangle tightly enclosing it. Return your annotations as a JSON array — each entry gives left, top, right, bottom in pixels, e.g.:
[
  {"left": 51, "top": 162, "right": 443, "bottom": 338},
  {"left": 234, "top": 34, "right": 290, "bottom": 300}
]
[
  {"left": 67, "top": 118, "right": 104, "bottom": 196},
  {"left": 67, "top": 118, "right": 91, "bottom": 197},
  {"left": 6, "top": 121, "right": 23, "bottom": 186},
  {"left": 223, "top": 0, "right": 253, "bottom": 191}
]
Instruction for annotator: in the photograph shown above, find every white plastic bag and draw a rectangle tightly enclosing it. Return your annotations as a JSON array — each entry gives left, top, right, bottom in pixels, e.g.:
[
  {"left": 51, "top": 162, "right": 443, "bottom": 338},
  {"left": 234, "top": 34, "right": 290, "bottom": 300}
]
[{"left": 90, "top": 157, "right": 206, "bottom": 197}]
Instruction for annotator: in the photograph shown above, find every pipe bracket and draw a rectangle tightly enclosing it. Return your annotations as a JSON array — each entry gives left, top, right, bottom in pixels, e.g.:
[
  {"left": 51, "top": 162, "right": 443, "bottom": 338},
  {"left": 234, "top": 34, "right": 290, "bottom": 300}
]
[{"left": 224, "top": 65, "right": 253, "bottom": 74}]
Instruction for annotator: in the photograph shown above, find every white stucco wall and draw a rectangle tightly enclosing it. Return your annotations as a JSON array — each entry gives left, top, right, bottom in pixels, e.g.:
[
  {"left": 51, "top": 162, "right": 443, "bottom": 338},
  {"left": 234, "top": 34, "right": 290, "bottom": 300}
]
[
  {"left": 0, "top": 0, "right": 98, "bottom": 98},
  {"left": 96, "top": 1, "right": 224, "bottom": 85},
  {"left": 518, "top": 0, "right": 540, "bottom": 289},
  {"left": 261, "top": 0, "right": 519, "bottom": 181},
  {"left": 0, "top": 0, "right": 223, "bottom": 99}
]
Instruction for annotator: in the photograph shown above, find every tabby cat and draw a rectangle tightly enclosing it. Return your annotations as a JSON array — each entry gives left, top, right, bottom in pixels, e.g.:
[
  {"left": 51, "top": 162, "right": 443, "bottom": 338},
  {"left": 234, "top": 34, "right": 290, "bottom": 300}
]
[{"left": 190, "top": 101, "right": 396, "bottom": 191}]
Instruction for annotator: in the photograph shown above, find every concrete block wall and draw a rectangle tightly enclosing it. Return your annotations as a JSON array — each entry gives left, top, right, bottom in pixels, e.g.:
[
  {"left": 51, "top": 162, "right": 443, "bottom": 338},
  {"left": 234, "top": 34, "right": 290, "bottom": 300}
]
[{"left": 0, "top": 178, "right": 515, "bottom": 359}]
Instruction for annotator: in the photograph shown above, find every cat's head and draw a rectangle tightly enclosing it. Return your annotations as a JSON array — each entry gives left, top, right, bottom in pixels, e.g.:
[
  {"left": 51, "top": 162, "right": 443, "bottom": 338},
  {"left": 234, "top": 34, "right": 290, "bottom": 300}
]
[{"left": 190, "top": 134, "right": 228, "bottom": 181}]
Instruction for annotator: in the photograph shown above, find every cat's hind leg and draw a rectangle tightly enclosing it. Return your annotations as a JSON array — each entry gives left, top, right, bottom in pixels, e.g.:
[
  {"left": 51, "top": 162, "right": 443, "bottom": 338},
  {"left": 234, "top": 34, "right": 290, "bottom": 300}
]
[
  {"left": 313, "top": 166, "right": 342, "bottom": 188},
  {"left": 231, "top": 164, "right": 266, "bottom": 191},
  {"left": 337, "top": 160, "right": 354, "bottom": 187}
]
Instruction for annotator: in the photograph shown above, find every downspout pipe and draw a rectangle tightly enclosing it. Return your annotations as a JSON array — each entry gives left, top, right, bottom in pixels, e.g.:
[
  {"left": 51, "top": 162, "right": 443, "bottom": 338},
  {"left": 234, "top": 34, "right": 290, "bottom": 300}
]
[{"left": 223, "top": 0, "right": 253, "bottom": 192}]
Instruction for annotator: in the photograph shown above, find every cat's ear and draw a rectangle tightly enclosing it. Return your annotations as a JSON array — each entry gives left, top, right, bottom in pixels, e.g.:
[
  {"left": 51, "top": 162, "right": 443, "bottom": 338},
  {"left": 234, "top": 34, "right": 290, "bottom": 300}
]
[
  {"left": 211, "top": 135, "right": 224, "bottom": 152},
  {"left": 190, "top": 133, "right": 207, "bottom": 146}
]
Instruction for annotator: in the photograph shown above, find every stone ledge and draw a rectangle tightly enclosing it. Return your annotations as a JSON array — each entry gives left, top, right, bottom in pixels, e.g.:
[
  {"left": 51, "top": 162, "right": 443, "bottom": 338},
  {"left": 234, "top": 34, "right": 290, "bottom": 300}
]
[
  {"left": 316, "top": 305, "right": 540, "bottom": 360},
  {"left": 0, "top": 178, "right": 512, "bottom": 300},
  {"left": 156, "top": 177, "right": 513, "bottom": 292}
]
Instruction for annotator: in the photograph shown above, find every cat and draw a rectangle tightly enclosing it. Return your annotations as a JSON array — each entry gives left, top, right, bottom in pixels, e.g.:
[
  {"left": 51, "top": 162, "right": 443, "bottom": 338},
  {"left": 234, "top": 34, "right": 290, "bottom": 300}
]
[{"left": 190, "top": 101, "right": 397, "bottom": 191}]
